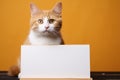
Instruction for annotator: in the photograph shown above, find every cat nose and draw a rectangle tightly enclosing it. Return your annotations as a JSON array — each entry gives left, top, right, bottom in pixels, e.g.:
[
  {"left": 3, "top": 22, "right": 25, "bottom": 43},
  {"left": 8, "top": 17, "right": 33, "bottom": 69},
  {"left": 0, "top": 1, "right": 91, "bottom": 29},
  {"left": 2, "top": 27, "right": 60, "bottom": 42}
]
[{"left": 45, "top": 26, "right": 49, "bottom": 29}]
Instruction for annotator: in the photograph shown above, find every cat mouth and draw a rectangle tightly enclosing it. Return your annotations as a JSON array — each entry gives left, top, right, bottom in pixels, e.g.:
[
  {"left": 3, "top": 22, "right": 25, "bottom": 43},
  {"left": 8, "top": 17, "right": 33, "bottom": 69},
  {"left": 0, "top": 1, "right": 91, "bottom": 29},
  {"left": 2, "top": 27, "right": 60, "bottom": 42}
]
[{"left": 43, "top": 30, "right": 50, "bottom": 33}]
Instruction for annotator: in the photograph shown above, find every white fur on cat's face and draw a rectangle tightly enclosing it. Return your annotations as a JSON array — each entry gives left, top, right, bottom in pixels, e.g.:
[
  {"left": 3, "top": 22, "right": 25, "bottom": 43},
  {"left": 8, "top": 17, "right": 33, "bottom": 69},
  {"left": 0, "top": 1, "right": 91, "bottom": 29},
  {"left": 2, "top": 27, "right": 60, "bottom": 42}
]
[
  {"left": 31, "top": 16, "right": 61, "bottom": 37},
  {"left": 38, "top": 17, "right": 55, "bottom": 34}
]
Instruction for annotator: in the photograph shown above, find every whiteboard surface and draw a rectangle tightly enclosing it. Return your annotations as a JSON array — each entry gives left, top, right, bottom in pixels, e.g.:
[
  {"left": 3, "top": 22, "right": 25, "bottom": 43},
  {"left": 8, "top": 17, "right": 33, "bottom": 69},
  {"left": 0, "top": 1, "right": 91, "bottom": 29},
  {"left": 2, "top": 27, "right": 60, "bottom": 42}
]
[{"left": 20, "top": 45, "right": 90, "bottom": 78}]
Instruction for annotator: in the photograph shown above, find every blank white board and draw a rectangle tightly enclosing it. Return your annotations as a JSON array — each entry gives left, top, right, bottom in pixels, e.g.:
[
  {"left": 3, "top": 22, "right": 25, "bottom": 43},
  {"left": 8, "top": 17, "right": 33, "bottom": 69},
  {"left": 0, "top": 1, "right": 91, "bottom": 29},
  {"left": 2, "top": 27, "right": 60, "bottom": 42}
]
[{"left": 20, "top": 45, "right": 90, "bottom": 78}]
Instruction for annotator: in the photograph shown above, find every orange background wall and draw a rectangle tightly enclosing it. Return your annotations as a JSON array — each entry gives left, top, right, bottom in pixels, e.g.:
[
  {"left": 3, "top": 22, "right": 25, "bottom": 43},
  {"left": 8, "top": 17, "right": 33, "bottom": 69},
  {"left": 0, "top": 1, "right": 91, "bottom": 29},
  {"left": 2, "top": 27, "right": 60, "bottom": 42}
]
[{"left": 0, "top": 0, "right": 120, "bottom": 71}]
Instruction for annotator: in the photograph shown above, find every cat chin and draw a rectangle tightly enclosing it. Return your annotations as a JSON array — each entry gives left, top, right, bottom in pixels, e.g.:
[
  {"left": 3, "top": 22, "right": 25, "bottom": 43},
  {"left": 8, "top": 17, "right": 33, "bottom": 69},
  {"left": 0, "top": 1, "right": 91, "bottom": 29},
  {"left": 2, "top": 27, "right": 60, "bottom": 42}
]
[
  {"left": 35, "top": 30, "right": 52, "bottom": 36},
  {"left": 42, "top": 32, "right": 51, "bottom": 36}
]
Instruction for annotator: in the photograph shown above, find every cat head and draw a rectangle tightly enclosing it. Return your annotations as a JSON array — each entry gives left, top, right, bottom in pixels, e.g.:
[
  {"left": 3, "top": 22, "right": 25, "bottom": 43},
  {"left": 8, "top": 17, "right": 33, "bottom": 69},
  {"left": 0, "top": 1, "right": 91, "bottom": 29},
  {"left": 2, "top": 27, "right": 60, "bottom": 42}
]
[{"left": 30, "top": 2, "right": 62, "bottom": 36}]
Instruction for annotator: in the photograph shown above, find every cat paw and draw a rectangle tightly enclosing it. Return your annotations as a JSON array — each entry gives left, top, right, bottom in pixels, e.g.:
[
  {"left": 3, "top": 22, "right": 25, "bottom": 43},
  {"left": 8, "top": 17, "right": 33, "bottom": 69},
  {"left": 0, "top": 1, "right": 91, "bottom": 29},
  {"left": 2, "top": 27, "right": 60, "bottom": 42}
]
[{"left": 8, "top": 65, "right": 20, "bottom": 76}]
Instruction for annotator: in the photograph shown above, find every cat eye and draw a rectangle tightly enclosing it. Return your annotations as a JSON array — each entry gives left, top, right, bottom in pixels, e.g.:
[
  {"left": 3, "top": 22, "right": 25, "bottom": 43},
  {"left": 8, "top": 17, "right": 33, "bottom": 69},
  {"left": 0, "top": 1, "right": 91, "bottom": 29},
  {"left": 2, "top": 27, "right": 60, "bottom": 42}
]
[
  {"left": 38, "top": 19, "right": 43, "bottom": 24},
  {"left": 49, "top": 19, "right": 55, "bottom": 24}
]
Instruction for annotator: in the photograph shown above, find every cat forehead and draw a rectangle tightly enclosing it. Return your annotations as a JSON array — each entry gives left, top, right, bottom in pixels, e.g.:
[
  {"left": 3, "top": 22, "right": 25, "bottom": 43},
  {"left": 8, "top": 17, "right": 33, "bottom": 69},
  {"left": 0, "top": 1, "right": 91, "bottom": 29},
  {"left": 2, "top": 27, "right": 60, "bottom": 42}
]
[{"left": 32, "top": 10, "right": 61, "bottom": 19}]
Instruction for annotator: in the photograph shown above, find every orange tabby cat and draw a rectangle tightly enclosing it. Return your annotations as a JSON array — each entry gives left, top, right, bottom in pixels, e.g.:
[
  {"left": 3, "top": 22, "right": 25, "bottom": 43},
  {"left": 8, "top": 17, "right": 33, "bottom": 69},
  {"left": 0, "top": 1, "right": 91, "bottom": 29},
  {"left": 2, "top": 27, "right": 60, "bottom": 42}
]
[{"left": 8, "top": 2, "right": 64, "bottom": 76}]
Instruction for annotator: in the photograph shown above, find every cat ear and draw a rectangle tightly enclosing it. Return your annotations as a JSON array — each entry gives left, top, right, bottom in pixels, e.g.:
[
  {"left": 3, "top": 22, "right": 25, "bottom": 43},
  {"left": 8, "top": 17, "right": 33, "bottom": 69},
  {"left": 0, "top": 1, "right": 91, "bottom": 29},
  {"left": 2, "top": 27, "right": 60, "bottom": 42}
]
[
  {"left": 30, "top": 3, "right": 41, "bottom": 16},
  {"left": 52, "top": 2, "right": 62, "bottom": 14}
]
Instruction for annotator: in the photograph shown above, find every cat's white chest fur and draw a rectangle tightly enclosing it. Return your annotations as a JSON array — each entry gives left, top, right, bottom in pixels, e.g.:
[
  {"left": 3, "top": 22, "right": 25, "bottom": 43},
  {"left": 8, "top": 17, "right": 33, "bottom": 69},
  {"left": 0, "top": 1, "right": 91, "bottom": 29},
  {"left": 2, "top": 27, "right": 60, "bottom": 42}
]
[{"left": 29, "top": 30, "right": 61, "bottom": 45}]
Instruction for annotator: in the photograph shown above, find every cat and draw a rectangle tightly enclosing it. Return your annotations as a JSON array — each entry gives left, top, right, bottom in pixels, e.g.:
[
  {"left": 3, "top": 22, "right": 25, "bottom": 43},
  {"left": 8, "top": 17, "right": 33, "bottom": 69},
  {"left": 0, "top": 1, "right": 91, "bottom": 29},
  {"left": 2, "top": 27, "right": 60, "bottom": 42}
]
[{"left": 8, "top": 2, "right": 64, "bottom": 76}]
